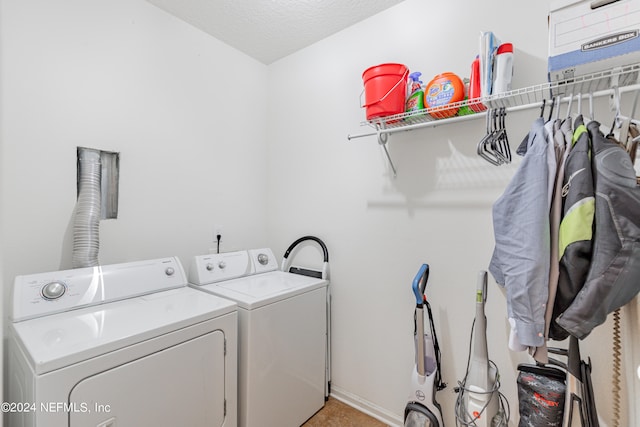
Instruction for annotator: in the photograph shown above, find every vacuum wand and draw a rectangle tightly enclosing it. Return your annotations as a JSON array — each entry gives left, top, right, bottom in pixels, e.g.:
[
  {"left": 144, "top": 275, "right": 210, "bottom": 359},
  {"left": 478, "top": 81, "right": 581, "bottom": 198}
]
[
  {"left": 405, "top": 263, "right": 445, "bottom": 427},
  {"left": 469, "top": 271, "right": 490, "bottom": 393},
  {"left": 455, "top": 270, "right": 506, "bottom": 427},
  {"left": 412, "top": 264, "right": 429, "bottom": 377}
]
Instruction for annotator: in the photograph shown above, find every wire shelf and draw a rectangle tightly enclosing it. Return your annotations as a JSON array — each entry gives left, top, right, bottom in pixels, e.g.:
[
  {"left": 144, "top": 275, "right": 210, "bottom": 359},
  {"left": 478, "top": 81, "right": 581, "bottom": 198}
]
[
  {"left": 348, "top": 62, "right": 640, "bottom": 177},
  {"left": 360, "top": 62, "right": 640, "bottom": 131}
]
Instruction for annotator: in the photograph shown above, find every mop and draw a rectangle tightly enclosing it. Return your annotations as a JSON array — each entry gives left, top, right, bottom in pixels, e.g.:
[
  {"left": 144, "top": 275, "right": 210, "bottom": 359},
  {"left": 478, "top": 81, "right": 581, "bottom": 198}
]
[
  {"left": 454, "top": 271, "right": 508, "bottom": 427},
  {"left": 404, "top": 263, "right": 446, "bottom": 427}
]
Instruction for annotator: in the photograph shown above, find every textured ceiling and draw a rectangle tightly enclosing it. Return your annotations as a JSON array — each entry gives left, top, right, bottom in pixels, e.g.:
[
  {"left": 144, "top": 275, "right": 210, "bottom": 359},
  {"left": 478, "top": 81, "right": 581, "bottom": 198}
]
[{"left": 145, "top": 0, "right": 406, "bottom": 64}]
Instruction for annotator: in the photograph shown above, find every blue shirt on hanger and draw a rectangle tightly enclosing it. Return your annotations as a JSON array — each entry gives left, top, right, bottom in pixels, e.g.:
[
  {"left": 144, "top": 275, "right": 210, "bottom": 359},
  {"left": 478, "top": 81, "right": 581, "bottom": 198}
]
[{"left": 489, "top": 116, "right": 550, "bottom": 350}]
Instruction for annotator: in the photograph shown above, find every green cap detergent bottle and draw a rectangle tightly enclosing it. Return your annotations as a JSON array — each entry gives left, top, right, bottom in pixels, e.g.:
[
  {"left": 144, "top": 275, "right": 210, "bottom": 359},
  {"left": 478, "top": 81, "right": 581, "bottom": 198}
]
[{"left": 405, "top": 72, "right": 424, "bottom": 113}]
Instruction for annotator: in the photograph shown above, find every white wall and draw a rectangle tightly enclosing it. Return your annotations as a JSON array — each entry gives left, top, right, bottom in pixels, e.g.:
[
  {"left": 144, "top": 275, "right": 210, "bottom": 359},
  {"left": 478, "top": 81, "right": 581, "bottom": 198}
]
[
  {"left": 1, "top": 0, "right": 269, "bottom": 280},
  {"left": 1, "top": 1, "right": 268, "bottom": 421},
  {"left": 266, "top": 0, "right": 637, "bottom": 425},
  {"left": 1, "top": 1, "right": 638, "bottom": 426}
]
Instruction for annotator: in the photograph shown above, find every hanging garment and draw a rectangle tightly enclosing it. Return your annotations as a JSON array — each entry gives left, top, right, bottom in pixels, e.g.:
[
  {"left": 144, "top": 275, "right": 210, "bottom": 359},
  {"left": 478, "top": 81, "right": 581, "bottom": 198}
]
[
  {"left": 529, "top": 119, "right": 564, "bottom": 363},
  {"left": 556, "top": 121, "right": 640, "bottom": 338},
  {"left": 550, "top": 116, "right": 594, "bottom": 341},
  {"left": 489, "top": 117, "right": 550, "bottom": 349},
  {"left": 545, "top": 119, "right": 559, "bottom": 208},
  {"left": 533, "top": 117, "right": 572, "bottom": 362}
]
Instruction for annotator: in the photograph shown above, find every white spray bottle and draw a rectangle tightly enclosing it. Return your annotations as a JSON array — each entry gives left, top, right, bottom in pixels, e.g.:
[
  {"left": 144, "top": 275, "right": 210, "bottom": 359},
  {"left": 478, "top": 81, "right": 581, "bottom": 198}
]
[{"left": 492, "top": 43, "right": 513, "bottom": 95}]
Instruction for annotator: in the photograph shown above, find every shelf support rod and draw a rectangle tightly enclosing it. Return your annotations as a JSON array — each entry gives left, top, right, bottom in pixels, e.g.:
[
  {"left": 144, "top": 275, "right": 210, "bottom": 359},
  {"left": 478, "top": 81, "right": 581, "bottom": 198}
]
[{"left": 377, "top": 125, "right": 397, "bottom": 177}]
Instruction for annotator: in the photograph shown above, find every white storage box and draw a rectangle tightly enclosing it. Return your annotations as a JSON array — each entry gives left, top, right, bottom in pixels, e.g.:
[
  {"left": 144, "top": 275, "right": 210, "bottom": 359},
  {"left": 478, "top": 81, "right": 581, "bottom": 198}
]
[{"left": 549, "top": 0, "right": 640, "bottom": 82}]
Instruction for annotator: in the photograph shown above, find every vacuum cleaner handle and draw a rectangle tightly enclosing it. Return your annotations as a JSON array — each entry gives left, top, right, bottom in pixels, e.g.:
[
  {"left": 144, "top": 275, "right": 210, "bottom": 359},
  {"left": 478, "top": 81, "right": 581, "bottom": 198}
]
[
  {"left": 477, "top": 270, "right": 488, "bottom": 303},
  {"left": 412, "top": 264, "right": 429, "bottom": 306}
]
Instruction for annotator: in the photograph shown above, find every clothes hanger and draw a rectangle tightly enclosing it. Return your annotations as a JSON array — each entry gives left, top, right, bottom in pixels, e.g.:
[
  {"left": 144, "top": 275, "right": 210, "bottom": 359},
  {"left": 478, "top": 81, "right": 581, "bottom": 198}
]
[
  {"left": 608, "top": 86, "right": 640, "bottom": 141},
  {"left": 545, "top": 96, "right": 561, "bottom": 123},
  {"left": 477, "top": 108, "right": 502, "bottom": 166},
  {"left": 605, "top": 85, "right": 622, "bottom": 138},
  {"left": 631, "top": 85, "right": 640, "bottom": 120},
  {"left": 490, "top": 108, "right": 510, "bottom": 164},
  {"left": 577, "top": 93, "right": 582, "bottom": 118},
  {"left": 497, "top": 108, "right": 512, "bottom": 163},
  {"left": 554, "top": 96, "right": 561, "bottom": 121},
  {"left": 490, "top": 109, "right": 508, "bottom": 163},
  {"left": 477, "top": 108, "right": 511, "bottom": 166},
  {"left": 622, "top": 86, "right": 640, "bottom": 163},
  {"left": 630, "top": 86, "right": 640, "bottom": 144},
  {"left": 565, "top": 93, "right": 574, "bottom": 120},
  {"left": 623, "top": 86, "right": 640, "bottom": 128},
  {"left": 547, "top": 96, "right": 556, "bottom": 122}
]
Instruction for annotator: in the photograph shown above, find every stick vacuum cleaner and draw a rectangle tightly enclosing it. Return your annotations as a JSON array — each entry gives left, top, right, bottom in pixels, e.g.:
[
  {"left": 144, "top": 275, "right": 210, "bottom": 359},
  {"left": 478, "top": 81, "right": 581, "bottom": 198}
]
[
  {"left": 454, "top": 271, "right": 507, "bottom": 427},
  {"left": 405, "top": 264, "right": 446, "bottom": 427}
]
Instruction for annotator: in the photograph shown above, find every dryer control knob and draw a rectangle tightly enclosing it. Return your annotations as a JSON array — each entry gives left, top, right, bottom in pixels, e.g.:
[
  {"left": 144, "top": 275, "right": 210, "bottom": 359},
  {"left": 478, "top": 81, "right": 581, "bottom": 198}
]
[
  {"left": 165, "top": 267, "right": 175, "bottom": 276},
  {"left": 206, "top": 263, "right": 214, "bottom": 271},
  {"left": 257, "top": 253, "right": 269, "bottom": 265},
  {"left": 42, "top": 281, "right": 66, "bottom": 300},
  {"left": 218, "top": 261, "right": 226, "bottom": 269}
]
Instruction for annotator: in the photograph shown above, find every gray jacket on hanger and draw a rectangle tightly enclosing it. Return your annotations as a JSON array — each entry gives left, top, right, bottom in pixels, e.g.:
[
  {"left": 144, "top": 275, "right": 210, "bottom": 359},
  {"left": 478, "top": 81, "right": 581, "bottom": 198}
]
[{"left": 556, "top": 120, "right": 640, "bottom": 338}]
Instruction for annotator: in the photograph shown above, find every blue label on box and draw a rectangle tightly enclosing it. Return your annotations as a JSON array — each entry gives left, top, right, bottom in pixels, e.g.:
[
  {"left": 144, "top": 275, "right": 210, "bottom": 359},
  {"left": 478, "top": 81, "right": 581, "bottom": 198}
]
[
  {"left": 582, "top": 30, "right": 639, "bottom": 51},
  {"left": 549, "top": 31, "right": 640, "bottom": 71}
]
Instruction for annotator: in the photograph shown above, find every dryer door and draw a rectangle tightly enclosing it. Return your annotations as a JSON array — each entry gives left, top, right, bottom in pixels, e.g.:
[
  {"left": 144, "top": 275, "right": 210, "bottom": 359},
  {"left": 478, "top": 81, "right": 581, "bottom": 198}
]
[{"left": 69, "top": 330, "right": 226, "bottom": 427}]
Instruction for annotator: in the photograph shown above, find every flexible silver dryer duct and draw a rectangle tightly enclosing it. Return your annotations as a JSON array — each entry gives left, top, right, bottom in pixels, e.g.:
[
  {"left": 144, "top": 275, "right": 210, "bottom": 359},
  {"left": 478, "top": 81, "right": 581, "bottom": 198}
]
[{"left": 72, "top": 148, "right": 101, "bottom": 268}]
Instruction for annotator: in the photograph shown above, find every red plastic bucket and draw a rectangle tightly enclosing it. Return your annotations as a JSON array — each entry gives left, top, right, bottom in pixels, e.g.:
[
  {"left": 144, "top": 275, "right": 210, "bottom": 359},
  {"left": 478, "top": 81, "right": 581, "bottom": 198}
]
[{"left": 362, "top": 63, "right": 409, "bottom": 120}]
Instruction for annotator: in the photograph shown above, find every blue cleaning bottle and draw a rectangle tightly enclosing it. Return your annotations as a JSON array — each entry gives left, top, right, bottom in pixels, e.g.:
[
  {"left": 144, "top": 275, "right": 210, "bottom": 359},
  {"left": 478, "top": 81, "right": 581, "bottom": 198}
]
[{"left": 405, "top": 72, "right": 424, "bottom": 113}]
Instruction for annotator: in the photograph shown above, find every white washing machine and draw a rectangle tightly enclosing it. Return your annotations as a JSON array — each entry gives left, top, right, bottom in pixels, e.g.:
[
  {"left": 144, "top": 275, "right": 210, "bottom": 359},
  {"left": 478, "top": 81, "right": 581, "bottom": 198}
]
[
  {"left": 8, "top": 257, "right": 238, "bottom": 427},
  {"left": 188, "top": 248, "right": 328, "bottom": 427}
]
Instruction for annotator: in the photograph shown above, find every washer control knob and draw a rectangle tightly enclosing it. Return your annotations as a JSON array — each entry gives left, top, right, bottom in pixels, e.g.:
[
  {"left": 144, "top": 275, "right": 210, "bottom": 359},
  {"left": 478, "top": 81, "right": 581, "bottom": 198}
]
[
  {"left": 218, "top": 261, "right": 226, "bottom": 269},
  {"left": 206, "top": 263, "right": 214, "bottom": 271},
  {"left": 42, "top": 281, "right": 66, "bottom": 300},
  {"left": 165, "top": 267, "right": 175, "bottom": 276},
  {"left": 257, "top": 253, "right": 269, "bottom": 265}
]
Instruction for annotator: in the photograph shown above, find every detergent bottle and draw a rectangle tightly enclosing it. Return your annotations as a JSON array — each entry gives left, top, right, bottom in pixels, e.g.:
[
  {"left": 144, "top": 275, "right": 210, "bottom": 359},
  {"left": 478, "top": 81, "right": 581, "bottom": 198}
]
[
  {"left": 492, "top": 43, "right": 513, "bottom": 94},
  {"left": 405, "top": 71, "right": 424, "bottom": 113},
  {"left": 425, "top": 72, "right": 464, "bottom": 119},
  {"left": 469, "top": 55, "right": 487, "bottom": 112}
]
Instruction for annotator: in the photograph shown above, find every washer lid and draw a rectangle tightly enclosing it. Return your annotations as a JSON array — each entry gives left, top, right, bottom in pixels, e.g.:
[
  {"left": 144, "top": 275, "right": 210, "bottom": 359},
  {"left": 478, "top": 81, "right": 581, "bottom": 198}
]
[
  {"left": 11, "top": 287, "right": 236, "bottom": 375},
  {"left": 193, "top": 271, "right": 327, "bottom": 309}
]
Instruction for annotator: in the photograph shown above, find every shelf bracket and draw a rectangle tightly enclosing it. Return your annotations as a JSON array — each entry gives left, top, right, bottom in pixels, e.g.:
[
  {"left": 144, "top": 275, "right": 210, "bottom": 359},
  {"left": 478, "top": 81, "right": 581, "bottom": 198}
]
[{"left": 376, "top": 125, "right": 397, "bottom": 177}]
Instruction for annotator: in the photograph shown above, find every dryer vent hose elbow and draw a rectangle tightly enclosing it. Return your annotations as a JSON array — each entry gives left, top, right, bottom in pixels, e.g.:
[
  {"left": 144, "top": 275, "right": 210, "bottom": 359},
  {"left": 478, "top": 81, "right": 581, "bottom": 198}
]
[{"left": 72, "top": 149, "right": 102, "bottom": 268}]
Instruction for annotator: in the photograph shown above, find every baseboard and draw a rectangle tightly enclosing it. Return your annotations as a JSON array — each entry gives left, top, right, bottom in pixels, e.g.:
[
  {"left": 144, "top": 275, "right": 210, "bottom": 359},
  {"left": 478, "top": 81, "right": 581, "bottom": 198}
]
[{"left": 330, "top": 386, "right": 403, "bottom": 427}]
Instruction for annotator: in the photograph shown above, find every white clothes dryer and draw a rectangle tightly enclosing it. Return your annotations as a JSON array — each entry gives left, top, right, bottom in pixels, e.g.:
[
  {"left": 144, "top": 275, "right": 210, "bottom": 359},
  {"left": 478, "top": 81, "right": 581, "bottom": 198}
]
[
  {"left": 188, "top": 247, "right": 329, "bottom": 427},
  {"left": 8, "top": 257, "right": 238, "bottom": 427}
]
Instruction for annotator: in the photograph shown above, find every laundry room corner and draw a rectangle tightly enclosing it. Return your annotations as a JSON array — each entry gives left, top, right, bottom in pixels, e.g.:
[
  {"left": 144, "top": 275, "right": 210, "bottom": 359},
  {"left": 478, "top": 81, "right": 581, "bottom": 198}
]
[
  {"left": 265, "top": 0, "right": 637, "bottom": 425},
  {"left": 1, "top": 0, "right": 639, "bottom": 425}
]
